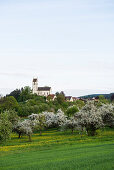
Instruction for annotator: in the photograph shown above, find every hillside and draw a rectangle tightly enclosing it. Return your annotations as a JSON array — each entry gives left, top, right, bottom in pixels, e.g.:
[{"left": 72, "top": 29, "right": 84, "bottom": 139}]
[{"left": 80, "top": 93, "right": 114, "bottom": 99}]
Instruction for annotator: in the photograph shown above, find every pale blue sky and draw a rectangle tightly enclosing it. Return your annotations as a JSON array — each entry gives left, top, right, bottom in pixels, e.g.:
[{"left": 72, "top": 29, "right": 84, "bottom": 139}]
[{"left": 0, "top": 0, "right": 114, "bottom": 96}]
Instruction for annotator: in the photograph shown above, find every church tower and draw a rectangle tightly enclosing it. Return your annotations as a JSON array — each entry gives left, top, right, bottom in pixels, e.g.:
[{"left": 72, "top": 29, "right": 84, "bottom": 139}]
[{"left": 32, "top": 78, "right": 38, "bottom": 94}]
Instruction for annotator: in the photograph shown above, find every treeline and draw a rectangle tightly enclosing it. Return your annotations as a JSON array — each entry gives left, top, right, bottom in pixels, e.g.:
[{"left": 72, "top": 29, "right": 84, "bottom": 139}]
[
  {"left": 0, "top": 86, "right": 85, "bottom": 117},
  {"left": 81, "top": 93, "right": 114, "bottom": 101},
  {"left": 0, "top": 86, "right": 113, "bottom": 117},
  {"left": 81, "top": 93, "right": 114, "bottom": 100}
]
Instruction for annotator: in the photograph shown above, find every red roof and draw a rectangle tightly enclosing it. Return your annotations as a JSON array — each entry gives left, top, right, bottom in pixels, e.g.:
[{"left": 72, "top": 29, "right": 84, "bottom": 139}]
[{"left": 47, "top": 94, "right": 55, "bottom": 99}]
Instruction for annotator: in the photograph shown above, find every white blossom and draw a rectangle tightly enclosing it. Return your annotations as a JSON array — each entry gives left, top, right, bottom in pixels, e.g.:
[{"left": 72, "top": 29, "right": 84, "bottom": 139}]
[
  {"left": 74, "top": 101, "right": 104, "bottom": 136},
  {"left": 14, "top": 119, "right": 32, "bottom": 140}
]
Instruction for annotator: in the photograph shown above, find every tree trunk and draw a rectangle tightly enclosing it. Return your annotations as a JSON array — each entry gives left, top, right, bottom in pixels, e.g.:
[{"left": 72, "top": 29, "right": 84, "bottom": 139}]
[
  {"left": 87, "top": 128, "right": 96, "bottom": 136},
  {"left": 28, "top": 135, "right": 32, "bottom": 142},
  {"left": 72, "top": 128, "right": 74, "bottom": 134},
  {"left": 40, "top": 130, "right": 42, "bottom": 136},
  {"left": 18, "top": 133, "right": 21, "bottom": 138}
]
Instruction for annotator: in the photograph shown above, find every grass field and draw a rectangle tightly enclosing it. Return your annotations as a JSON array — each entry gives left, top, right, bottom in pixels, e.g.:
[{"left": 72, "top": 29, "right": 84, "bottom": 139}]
[{"left": 0, "top": 129, "right": 114, "bottom": 170}]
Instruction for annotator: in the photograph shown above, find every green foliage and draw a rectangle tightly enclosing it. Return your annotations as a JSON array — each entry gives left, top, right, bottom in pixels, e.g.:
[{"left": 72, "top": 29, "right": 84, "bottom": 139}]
[
  {"left": 28, "top": 95, "right": 46, "bottom": 104},
  {"left": 7, "top": 89, "right": 21, "bottom": 102},
  {"left": 7, "top": 110, "right": 19, "bottom": 126},
  {"left": 56, "top": 92, "right": 65, "bottom": 105},
  {"left": 7, "top": 87, "right": 47, "bottom": 103},
  {"left": 66, "top": 106, "right": 79, "bottom": 117},
  {"left": 0, "top": 111, "right": 12, "bottom": 142},
  {"left": 74, "top": 100, "right": 85, "bottom": 109},
  {"left": 4, "top": 87, "right": 85, "bottom": 117},
  {"left": 81, "top": 93, "right": 114, "bottom": 100},
  {"left": 0, "top": 96, "right": 19, "bottom": 112},
  {"left": 47, "top": 95, "right": 52, "bottom": 102},
  {"left": 99, "top": 95, "right": 109, "bottom": 104},
  {"left": 18, "top": 103, "right": 50, "bottom": 117},
  {"left": 19, "top": 86, "right": 32, "bottom": 102}
]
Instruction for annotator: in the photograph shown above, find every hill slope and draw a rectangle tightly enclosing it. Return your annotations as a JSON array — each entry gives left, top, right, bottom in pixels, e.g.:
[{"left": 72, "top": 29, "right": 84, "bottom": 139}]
[{"left": 80, "top": 93, "right": 114, "bottom": 99}]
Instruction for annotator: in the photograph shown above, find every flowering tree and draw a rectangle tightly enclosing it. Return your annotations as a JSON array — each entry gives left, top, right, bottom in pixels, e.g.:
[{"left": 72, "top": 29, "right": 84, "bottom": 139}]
[
  {"left": 61, "top": 117, "right": 77, "bottom": 134},
  {"left": 75, "top": 101, "right": 104, "bottom": 136},
  {"left": 42, "top": 112, "right": 56, "bottom": 128},
  {"left": 33, "top": 114, "right": 46, "bottom": 135},
  {"left": 28, "top": 113, "right": 39, "bottom": 120},
  {"left": 14, "top": 119, "right": 32, "bottom": 141},
  {"left": 27, "top": 102, "right": 114, "bottom": 137},
  {"left": 55, "top": 109, "right": 67, "bottom": 127},
  {"left": 29, "top": 109, "right": 67, "bottom": 129},
  {"left": 28, "top": 113, "right": 46, "bottom": 135},
  {"left": 43, "top": 109, "right": 67, "bottom": 128},
  {"left": 99, "top": 104, "right": 114, "bottom": 128}
]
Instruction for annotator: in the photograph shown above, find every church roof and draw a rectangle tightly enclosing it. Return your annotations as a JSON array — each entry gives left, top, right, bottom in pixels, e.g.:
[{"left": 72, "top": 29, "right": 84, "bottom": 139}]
[
  {"left": 38, "top": 87, "right": 51, "bottom": 91},
  {"left": 33, "top": 78, "right": 37, "bottom": 82}
]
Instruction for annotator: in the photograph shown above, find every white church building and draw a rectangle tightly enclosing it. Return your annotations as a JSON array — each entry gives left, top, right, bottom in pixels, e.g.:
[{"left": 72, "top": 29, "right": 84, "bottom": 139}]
[{"left": 32, "top": 78, "right": 52, "bottom": 97}]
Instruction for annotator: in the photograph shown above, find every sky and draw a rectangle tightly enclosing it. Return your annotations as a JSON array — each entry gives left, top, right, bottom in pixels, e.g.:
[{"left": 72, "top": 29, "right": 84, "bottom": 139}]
[{"left": 0, "top": 0, "right": 114, "bottom": 96}]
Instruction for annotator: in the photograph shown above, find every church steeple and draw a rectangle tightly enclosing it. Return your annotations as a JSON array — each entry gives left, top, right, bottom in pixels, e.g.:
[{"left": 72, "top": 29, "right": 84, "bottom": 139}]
[{"left": 32, "top": 78, "right": 38, "bottom": 94}]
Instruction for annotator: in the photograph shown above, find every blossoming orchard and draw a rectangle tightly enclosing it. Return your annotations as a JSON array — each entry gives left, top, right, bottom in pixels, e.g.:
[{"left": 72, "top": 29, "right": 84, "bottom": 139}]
[{"left": 0, "top": 100, "right": 113, "bottom": 142}]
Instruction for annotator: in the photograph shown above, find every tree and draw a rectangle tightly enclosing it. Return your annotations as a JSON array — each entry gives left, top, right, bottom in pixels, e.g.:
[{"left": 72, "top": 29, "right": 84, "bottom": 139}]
[
  {"left": 75, "top": 100, "right": 85, "bottom": 109},
  {"left": 29, "top": 109, "right": 67, "bottom": 129},
  {"left": 99, "top": 104, "right": 114, "bottom": 128},
  {"left": 7, "top": 89, "right": 21, "bottom": 102},
  {"left": 19, "top": 86, "right": 32, "bottom": 102},
  {"left": 47, "top": 95, "right": 52, "bottom": 102},
  {"left": 33, "top": 114, "right": 46, "bottom": 135},
  {"left": 7, "top": 110, "right": 19, "bottom": 127},
  {"left": 60, "top": 91, "right": 65, "bottom": 97},
  {"left": 75, "top": 101, "right": 104, "bottom": 136},
  {"left": 55, "top": 109, "right": 67, "bottom": 127},
  {"left": 99, "top": 95, "right": 109, "bottom": 104},
  {"left": 61, "top": 117, "right": 77, "bottom": 134},
  {"left": 14, "top": 120, "right": 32, "bottom": 141},
  {"left": 0, "top": 96, "right": 19, "bottom": 112},
  {"left": 66, "top": 105, "right": 79, "bottom": 117},
  {"left": 42, "top": 112, "right": 56, "bottom": 128},
  {"left": 111, "top": 94, "right": 114, "bottom": 102},
  {"left": 56, "top": 92, "right": 65, "bottom": 105},
  {"left": 0, "top": 111, "right": 12, "bottom": 142}
]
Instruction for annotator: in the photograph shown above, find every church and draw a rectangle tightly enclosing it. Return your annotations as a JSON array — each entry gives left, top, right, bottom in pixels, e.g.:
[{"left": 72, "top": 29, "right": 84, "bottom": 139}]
[{"left": 32, "top": 78, "right": 52, "bottom": 97}]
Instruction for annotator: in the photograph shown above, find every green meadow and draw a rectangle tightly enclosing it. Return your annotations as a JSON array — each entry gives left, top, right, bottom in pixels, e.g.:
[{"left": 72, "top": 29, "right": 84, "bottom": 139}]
[{"left": 0, "top": 129, "right": 114, "bottom": 170}]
